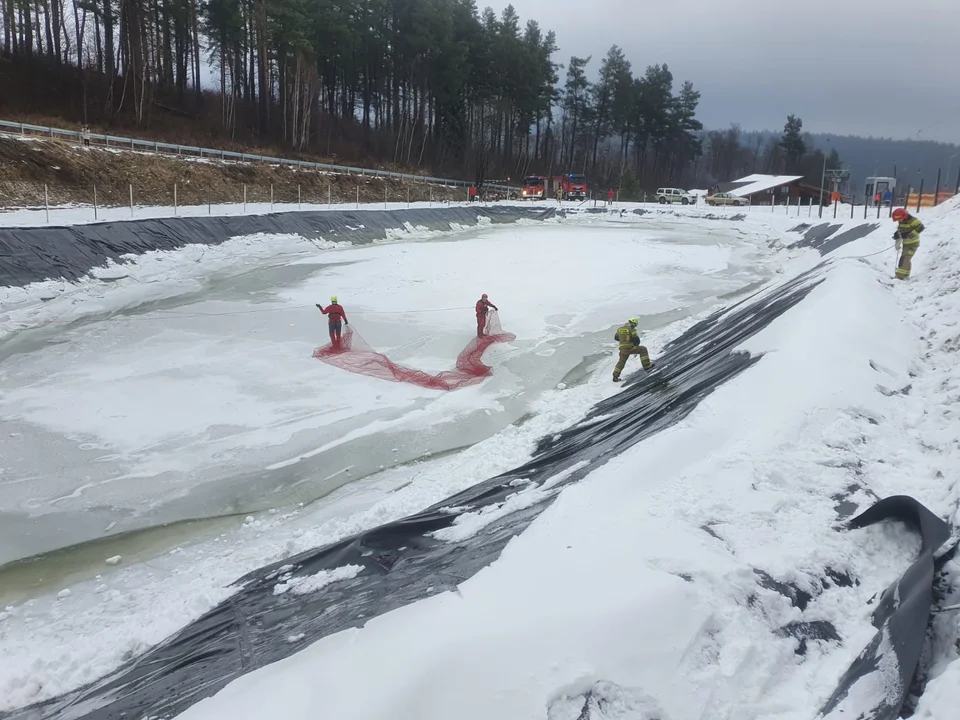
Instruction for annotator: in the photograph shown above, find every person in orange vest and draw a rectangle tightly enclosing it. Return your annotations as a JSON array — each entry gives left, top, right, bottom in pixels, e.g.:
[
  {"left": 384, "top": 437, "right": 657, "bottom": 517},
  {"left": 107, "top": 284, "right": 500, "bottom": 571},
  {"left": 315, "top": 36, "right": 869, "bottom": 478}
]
[
  {"left": 316, "top": 296, "right": 349, "bottom": 346},
  {"left": 892, "top": 208, "right": 925, "bottom": 280},
  {"left": 475, "top": 293, "right": 499, "bottom": 338}
]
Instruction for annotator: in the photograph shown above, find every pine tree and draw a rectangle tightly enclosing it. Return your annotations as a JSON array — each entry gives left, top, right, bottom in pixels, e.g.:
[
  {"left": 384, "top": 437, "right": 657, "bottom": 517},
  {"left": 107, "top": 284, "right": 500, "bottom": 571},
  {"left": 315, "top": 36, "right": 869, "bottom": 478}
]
[{"left": 780, "top": 115, "right": 806, "bottom": 173}]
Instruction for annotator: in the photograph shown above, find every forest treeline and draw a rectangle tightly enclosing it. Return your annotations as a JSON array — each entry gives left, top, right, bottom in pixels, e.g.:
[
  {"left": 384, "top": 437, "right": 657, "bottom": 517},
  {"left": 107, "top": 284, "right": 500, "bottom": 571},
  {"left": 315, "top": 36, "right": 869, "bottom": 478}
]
[
  {"left": 11, "top": 0, "right": 944, "bottom": 194},
  {"left": 2, "top": 0, "right": 710, "bottom": 188}
]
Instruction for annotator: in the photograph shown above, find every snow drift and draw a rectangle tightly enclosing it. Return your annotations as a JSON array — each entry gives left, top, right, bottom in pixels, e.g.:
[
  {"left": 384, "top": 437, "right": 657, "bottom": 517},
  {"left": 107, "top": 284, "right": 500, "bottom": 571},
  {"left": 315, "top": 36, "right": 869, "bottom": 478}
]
[
  {"left": 4, "top": 219, "right": 925, "bottom": 720},
  {"left": 4, "top": 206, "right": 959, "bottom": 720}
]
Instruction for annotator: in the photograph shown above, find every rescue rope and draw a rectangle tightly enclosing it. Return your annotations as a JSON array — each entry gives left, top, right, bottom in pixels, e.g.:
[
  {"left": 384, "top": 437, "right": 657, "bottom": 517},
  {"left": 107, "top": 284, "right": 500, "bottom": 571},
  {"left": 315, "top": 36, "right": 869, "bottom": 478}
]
[{"left": 841, "top": 243, "right": 897, "bottom": 260}]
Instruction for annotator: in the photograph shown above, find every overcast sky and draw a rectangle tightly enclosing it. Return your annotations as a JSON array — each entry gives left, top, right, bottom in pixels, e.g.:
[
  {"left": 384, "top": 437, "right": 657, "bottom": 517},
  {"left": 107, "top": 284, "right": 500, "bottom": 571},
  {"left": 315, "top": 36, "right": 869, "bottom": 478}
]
[{"left": 491, "top": 0, "right": 960, "bottom": 143}]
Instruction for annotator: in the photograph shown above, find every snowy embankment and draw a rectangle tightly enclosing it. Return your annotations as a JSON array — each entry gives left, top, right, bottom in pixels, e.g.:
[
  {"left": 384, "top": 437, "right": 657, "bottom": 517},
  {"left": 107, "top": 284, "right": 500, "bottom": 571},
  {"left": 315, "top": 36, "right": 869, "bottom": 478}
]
[
  {"left": 0, "top": 203, "right": 779, "bottom": 710},
  {"left": 165, "top": 210, "right": 960, "bottom": 720},
  {"left": 2, "top": 200, "right": 958, "bottom": 719}
]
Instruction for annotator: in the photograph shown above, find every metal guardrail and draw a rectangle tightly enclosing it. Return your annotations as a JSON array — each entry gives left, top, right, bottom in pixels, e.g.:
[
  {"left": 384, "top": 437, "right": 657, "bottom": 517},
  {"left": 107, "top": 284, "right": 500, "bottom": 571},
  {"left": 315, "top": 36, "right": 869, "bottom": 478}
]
[{"left": 0, "top": 119, "right": 514, "bottom": 192}]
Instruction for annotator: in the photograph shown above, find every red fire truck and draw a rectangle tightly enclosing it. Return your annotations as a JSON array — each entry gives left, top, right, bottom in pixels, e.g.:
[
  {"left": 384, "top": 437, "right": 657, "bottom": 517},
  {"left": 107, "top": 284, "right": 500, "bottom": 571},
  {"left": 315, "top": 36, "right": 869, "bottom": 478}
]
[
  {"left": 553, "top": 173, "right": 588, "bottom": 200},
  {"left": 521, "top": 175, "right": 546, "bottom": 200}
]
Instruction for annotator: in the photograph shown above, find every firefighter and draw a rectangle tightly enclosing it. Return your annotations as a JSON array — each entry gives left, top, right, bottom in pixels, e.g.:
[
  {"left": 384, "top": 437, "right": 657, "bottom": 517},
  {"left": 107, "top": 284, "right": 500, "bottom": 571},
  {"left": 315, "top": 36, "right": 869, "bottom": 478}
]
[
  {"left": 476, "top": 293, "right": 499, "bottom": 338},
  {"left": 892, "top": 208, "right": 925, "bottom": 280},
  {"left": 612, "top": 317, "right": 653, "bottom": 383},
  {"left": 316, "top": 296, "right": 349, "bottom": 347}
]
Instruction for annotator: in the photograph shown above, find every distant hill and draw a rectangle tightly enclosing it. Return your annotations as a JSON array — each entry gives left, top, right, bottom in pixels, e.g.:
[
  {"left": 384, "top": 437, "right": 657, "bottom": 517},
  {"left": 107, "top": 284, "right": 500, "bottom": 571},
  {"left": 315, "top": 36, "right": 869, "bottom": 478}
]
[{"left": 726, "top": 128, "right": 960, "bottom": 191}]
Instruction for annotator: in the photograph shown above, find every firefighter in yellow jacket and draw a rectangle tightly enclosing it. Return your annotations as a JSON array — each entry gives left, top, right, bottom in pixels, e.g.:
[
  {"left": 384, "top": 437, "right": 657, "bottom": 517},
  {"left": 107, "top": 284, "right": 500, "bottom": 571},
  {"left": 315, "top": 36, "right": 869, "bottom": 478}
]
[
  {"left": 892, "top": 208, "right": 925, "bottom": 280},
  {"left": 612, "top": 318, "right": 654, "bottom": 383}
]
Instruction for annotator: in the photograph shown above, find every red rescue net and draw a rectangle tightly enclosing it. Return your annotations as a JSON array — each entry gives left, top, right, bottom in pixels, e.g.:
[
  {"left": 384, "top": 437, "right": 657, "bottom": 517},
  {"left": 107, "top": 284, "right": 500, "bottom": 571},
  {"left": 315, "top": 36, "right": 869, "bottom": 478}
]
[{"left": 312, "top": 311, "right": 516, "bottom": 391}]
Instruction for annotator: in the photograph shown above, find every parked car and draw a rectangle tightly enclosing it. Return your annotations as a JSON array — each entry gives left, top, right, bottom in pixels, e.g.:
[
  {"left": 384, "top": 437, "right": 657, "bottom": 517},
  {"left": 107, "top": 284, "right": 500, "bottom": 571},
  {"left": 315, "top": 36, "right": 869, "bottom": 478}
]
[
  {"left": 705, "top": 192, "right": 748, "bottom": 207},
  {"left": 656, "top": 187, "right": 696, "bottom": 205}
]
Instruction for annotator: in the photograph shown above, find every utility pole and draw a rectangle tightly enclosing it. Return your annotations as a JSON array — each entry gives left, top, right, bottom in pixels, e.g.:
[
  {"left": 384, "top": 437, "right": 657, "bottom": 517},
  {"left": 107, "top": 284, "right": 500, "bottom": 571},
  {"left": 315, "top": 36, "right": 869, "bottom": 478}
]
[{"left": 818, "top": 154, "right": 827, "bottom": 218}]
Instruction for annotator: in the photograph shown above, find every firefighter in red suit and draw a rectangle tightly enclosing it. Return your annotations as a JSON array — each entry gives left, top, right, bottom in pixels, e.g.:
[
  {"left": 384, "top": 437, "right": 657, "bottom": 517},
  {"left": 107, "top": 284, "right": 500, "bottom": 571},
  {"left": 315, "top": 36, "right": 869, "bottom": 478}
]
[
  {"left": 475, "top": 293, "right": 498, "bottom": 338},
  {"left": 316, "top": 296, "right": 348, "bottom": 346}
]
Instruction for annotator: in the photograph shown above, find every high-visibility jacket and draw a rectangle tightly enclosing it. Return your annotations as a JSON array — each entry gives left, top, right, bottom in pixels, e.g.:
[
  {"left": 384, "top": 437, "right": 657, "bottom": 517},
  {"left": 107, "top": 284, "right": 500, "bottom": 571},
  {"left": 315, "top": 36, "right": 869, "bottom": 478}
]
[
  {"left": 614, "top": 324, "right": 640, "bottom": 350},
  {"left": 897, "top": 217, "right": 924, "bottom": 244},
  {"left": 321, "top": 303, "right": 348, "bottom": 323}
]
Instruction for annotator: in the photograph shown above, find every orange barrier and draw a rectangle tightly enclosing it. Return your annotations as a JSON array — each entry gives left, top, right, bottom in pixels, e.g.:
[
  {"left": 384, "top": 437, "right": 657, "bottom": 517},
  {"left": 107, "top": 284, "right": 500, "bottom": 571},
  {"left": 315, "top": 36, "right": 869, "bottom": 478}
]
[{"left": 906, "top": 191, "right": 957, "bottom": 207}]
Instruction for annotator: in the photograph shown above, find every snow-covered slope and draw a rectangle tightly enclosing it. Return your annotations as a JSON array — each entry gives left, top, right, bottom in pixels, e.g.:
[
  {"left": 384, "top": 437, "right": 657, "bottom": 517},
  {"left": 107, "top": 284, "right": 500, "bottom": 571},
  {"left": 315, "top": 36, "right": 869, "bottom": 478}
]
[
  {"left": 168, "top": 210, "right": 960, "bottom": 720},
  {"left": 3, "top": 201, "right": 959, "bottom": 720}
]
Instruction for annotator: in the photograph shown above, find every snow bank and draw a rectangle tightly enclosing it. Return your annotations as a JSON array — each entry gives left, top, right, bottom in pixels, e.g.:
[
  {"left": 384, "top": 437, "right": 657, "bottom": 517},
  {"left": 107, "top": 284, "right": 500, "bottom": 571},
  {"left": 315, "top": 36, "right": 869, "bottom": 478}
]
[
  {"left": 168, "top": 247, "right": 931, "bottom": 720},
  {"left": 6, "top": 202, "right": 959, "bottom": 720}
]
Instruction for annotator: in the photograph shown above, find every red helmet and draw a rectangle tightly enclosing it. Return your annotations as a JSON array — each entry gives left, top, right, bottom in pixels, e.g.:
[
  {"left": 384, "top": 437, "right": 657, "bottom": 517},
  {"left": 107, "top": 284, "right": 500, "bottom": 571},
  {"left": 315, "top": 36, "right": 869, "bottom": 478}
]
[{"left": 892, "top": 208, "right": 909, "bottom": 222}]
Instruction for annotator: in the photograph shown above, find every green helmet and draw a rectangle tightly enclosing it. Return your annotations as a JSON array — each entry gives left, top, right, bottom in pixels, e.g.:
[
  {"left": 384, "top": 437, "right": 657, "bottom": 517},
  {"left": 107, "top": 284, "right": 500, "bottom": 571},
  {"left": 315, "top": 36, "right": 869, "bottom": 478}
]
[
  {"left": 331, "top": 295, "right": 338, "bottom": 303},
  {"left": 628, "top": 317, "right": 639, "bottom": 326}
]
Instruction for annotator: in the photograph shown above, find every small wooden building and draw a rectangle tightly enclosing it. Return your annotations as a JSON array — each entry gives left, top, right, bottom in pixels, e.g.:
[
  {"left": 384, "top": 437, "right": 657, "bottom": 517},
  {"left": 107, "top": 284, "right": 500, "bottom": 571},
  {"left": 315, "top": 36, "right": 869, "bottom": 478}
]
[{"left": 715, "top": 174, "right": 826, "bottom": 205}]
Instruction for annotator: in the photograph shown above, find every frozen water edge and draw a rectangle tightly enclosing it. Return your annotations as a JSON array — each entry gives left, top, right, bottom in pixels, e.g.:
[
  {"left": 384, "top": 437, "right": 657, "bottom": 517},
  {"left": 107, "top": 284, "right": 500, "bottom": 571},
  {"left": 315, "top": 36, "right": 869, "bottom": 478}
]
[
  {"left": 0, "top": 217, "right": 772, "bottom": 567},
  {"left": 0, "top": 208, "right": 800, "bottom": 711},
  {"left": 161, "top": 208, "right": 960, "bottom": 720},
  {"left": 0, "top": 307, "right": 709, "bottom": 711}
]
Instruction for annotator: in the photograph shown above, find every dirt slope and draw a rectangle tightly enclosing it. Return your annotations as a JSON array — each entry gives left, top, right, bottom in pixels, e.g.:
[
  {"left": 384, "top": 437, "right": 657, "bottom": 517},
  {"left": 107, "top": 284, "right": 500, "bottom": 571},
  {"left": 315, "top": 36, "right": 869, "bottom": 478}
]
[{"left": 0, "top": 135, "right": 480, "bottom": 209}]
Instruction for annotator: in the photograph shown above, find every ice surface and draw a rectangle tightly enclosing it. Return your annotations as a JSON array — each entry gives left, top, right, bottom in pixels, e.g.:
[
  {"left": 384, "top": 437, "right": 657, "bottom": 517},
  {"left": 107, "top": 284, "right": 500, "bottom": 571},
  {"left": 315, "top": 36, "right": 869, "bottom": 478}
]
[
  {"left": 6, "top": 199, "right": 958, "bottom": 719},
  {"left": 0, "top": 212, "right": 773, "bottom": 567},
  {"left": 0, "top": 205, "right": 789, "bottom": 710}
]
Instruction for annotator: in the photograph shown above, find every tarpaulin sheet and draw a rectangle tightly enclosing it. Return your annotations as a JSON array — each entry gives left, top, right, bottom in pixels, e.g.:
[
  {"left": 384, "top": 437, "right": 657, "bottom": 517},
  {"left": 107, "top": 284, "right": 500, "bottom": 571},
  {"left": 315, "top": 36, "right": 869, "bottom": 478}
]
[
  {"left": 0, "top": 205, "right": 557, "bottom": 288},
  {"left": 818, "top": 496, "right": 951, "bottom": 719},
  {"left": 2, "top": 222, "right": 924, "bottom": 720}
]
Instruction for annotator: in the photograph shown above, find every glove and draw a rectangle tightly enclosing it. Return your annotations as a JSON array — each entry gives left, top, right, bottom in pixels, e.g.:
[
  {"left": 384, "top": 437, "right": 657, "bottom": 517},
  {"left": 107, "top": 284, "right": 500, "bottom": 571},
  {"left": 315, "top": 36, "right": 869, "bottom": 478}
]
[
  {"left": 895, "top": 239, "right": 902, "bottom": 251},
  {"left": 345, "top": 320, "right": 349, "bottom": 325},
  {"left": 893, "top": 231, "right": 902, "bottom": 240},
  {"left": 315, "top": 303, "right": 322, "bottom": 309}
]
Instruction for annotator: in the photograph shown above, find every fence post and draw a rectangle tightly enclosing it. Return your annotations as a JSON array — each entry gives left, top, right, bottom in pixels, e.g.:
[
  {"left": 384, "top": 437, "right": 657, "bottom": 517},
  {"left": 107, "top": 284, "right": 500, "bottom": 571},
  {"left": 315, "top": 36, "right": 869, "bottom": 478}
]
[
  {"left": 174, "top": 182, "right": 178, "bottom": 215},
  {"left": 356, "top": 186, "right": 359, "bottom": 209},
  {"left": 850, "top": 194, "right": 854, "bottom": 218},
  {"left": 328, "top": 184, "right": 332, "bottom": 208},
  {"left": 384, "top": 186, "right": 387, "bottom": 209},
  {"left": 270, "top": 183, "right": 274, "bottom": 210},
  {"left": 808, "top": 197, "right": 812, "bottom": 217},
  {"left": 208, "top": 197, "right": 211, "bottom": 215},
  {"left": 243, "top": 184, "right": 247, "bottom": 212},
  {"left": 407, "top": 186, "right": 410, "bottom": 208},
  {"left": 955, "top": 166, "right": 960, "bottom": 195},
  {"left": 934, "top": 168, "right": 942, "bottom": 207},
  {"left": 298, "top": 184, "right": 301, "bottom": 209},
  {"left": 44, "top": 183, "right": 49, "bottom": 223},
  {"left": 430, "top": 187, "right": 433, "bottom": 207},
  {"left": 129, "top": 184, "right": 134, "bottom": 217},
  {"left": 833, "top": 196, "right": 838, "bottom": 219},
  {"left": 94, "top": 184, "right": 98, "bottom": 220},
  {"left": 916, "top": 179, "right": 924, "bottom": 213}
]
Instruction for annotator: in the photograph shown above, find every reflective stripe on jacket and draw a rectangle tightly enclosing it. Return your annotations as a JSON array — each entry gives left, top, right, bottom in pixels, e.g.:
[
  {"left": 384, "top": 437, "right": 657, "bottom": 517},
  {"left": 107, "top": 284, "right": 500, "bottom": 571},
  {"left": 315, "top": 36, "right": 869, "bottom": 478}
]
[
  {"left": 898, "top": 217, "right": 924, "bottom": 244},
  {"left": 614, "top": 325, "right": 639, "bottom": 350}
]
